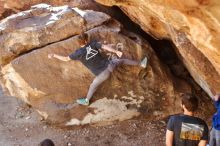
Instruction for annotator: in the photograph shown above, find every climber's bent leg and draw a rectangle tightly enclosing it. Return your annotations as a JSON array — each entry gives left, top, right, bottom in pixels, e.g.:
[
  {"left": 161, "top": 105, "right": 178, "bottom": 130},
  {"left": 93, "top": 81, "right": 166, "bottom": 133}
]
[
  {"left": 118, "top": 58, "right": 139, "bottom": 66},
  {"left": 77, "top": 67, "right": 111, "bottom": 105},
  {"left": 86, "top": 67, "right": 111, "bottom": 101}
]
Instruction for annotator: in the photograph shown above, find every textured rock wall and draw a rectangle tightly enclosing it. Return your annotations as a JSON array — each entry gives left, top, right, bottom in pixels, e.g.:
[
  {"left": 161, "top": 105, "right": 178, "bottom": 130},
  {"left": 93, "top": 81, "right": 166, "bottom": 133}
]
[
  {"left": 0, "top": 4, "right": 189, "bottom": 126},
  {"left": 96, "top": 0, "right": 220, "bottom": 98},
  {"left": 0, "top": 4, "right": 86, "bottom": 65},
  {"left": 0, "top": 0, "right": 115, "bottom": 19}
]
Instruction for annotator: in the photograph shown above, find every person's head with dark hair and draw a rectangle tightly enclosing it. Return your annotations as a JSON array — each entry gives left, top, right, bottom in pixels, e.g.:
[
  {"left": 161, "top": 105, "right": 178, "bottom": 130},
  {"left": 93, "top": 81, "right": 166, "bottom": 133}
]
[
  {"left": 39, "top": 139, "right": 55, "bottom": 146},
  {"left": 180, "top": 93, "right": 198, "bottom": 113},
  {"left": 78, "top": 33, "right": 89, "bottom": 46}
]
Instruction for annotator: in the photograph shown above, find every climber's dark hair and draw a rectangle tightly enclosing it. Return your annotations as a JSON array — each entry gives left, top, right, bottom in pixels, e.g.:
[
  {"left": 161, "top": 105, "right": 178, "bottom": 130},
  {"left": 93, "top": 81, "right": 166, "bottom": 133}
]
[
  {"left": 79, "top": 33, "right": 89, "bottom": 43},
  {"left": 181, "top": 93, "right": 198, "bottom": 112},
  {"left": 39, "top": 139, "right": 55, "bottom": 146}
]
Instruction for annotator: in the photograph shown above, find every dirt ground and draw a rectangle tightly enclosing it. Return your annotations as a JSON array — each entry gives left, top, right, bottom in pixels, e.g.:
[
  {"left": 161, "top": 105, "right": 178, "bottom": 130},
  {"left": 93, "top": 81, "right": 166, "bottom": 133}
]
[
  {"left": 0, "top": 87, "right": 168, "bottom": 146},
  {"left": 1, "top": 86, "right": 214, "bottom": 146}
]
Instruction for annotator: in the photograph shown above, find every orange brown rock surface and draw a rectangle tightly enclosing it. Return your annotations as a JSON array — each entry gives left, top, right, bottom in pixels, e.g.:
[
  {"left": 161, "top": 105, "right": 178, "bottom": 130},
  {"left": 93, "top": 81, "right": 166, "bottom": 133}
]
[
  {"left": 0, "top": 4, "right": 185, "bottom": 126},
  {"left": 96, "top": 0, "right": 220, "bottom": 97},
  {"left": 0, "top": 2, "right": 215, "bottom": 126}
]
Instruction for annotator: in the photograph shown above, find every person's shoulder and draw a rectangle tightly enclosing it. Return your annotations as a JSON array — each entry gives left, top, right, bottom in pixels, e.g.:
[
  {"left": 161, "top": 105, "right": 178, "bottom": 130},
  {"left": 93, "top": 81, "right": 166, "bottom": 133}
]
[
  {"left": 89, "top": 40, "right": 98, "bottom": 44},
  {"left": 169, "top": 114, "right": 182, "bottom": 121},
  {"left": 193, "top": 116, "right": 208, "bottom": 125},
  {"left": 76, "top": 47, "right": 86, "bottom": 52},
  {"left": 170, "top": 114, "right": 182, "bottom": 117}
]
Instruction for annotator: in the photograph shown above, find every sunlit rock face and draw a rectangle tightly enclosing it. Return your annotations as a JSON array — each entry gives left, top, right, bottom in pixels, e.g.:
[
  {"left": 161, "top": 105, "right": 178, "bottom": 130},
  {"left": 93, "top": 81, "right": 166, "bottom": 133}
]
[
  {"left": 96, "top": 0, "right": 220, "bottom": 97},
  {"left": 0, "top": 4, "right": 187, "bottom": 126},
  {"left": 0, "top": 4, "right": 87, "bottom": 65},
  {"left": 0, "top": 0, "right": 113, "bottom": 19}
]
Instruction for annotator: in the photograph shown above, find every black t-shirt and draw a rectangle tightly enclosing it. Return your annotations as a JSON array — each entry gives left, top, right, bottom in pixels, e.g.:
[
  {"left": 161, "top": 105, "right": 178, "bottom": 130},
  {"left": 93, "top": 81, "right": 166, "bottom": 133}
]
[
  {"left": 167, "top": 114, "right": 209, "bottom": 146},
  {"left": 69, "top": 40, "right": 109, "bottom": 76}
]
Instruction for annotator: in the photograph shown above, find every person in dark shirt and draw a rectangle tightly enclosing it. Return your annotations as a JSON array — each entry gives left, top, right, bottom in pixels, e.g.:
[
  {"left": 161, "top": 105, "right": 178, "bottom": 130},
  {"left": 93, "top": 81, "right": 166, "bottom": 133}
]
[
  {"left": 48, "top": 33, "right": 147, "bottom": 105},
  {"left": 209, "top": 93, "right": 220, "bottom": 146},
  {"left": 39, "top": 139, "right": 55, "bottom": 146},
  {"left": 166, "top": 93, "right": 209, "bottom": 146}
]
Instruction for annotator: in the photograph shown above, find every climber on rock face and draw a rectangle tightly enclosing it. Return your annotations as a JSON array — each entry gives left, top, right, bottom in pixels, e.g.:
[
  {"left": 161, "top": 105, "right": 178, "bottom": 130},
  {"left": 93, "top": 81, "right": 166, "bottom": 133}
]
[{"left": 48, "top": 33, "right": 147, "bottom": 106}]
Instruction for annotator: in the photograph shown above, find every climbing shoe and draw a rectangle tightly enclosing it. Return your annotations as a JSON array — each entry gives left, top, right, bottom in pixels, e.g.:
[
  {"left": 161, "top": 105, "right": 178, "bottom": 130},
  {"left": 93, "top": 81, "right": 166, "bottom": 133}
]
[
  {"left": 140, "top": 57, "right": 148, "bottom": 68},
  {"left": 76, "top": 98, "right": 89, "bottom": 106}
]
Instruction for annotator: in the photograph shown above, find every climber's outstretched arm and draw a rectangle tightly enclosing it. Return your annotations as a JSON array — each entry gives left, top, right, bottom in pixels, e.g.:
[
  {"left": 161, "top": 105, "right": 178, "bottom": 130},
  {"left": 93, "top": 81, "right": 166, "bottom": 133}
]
[
  {"left": 48, "top": 54, "right": 71, "bottom": 62},
  {"left": 101, "top": 44, "right": 123, "bottom": 58}
]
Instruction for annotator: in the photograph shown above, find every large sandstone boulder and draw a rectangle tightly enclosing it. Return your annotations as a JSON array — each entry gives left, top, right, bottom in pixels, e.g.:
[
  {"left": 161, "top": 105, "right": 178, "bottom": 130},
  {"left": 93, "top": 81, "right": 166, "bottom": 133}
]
[
  {"left": 0, "top": 4, "right": 188, "bottom": 126},
  {"left": 0, "top": 0, "right": 84, "bottom": 18},
  {"left": 96, "top": 0, "right": 220, "bottom": 98},
  {"left": 0, "top": 4, "right": 110, "bottom": 65},
  {"left": 0, "top": 0, "right": 116, "bottom": 19}
]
